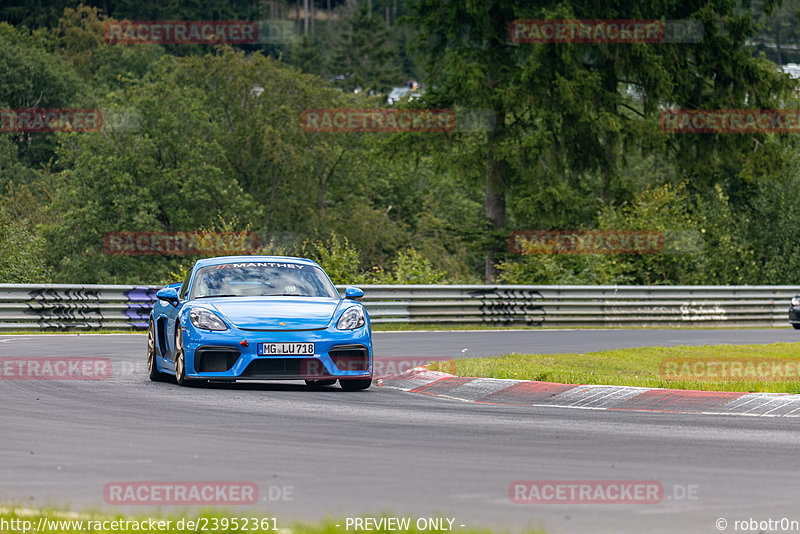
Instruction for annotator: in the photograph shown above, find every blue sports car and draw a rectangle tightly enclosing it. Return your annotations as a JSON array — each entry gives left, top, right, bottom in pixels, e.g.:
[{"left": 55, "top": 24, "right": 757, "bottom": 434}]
[{"left": 147, "top": 256, "right": 373, "bottom": 390}]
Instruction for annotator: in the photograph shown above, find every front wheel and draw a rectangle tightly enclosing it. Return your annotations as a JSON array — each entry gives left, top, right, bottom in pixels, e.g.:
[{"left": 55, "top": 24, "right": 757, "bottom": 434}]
[
  {"left": 174, "top": 326, "right": 188, "bottom": 386},
  {"left": 174, "top": 326, "right": 205, "bottom": 387},
  {"left": 340, "top": 378, "right": 372, "bottom": 391},
  {"left": 147, "top": 320, "right": 167, "bottom": 382}
]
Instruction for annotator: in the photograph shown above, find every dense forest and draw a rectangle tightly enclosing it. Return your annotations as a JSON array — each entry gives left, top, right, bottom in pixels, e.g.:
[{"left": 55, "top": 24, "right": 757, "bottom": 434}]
[{"left": 3, "top": 0, "right": 800, "bottom": 285}]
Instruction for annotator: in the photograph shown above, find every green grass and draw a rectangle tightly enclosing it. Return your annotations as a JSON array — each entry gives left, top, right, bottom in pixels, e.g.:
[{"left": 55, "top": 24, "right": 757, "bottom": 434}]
[
  {"left": 0, "top": 507, "right": 545, "bottom": 534},
  {"left": 372, "top": 323, "right": 553, "bottom": 331},
  {"left": 427, "top": 343, "right": 800, "bottom": 393},
  {"left": 372, "top": 324, "right": 783, "bottom": 331}
]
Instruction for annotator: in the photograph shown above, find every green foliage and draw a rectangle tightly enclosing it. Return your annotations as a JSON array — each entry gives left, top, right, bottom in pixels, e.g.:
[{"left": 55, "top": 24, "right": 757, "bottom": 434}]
[
  {"left": 594, "top": 183, "right": 708, "bottom": 284},
  {"left": 42, "top": 59, "right": 255, "bottom": 282},
  {"left": 5, "top": 1, "right": 800, "bottom": 287},
  {"left": 369, "top": 247, "right": 448, "bottom": 284},
  {"left": 0, "top": 22, "right": 82, "bottom": 109},
  {"left": 0, "top": 205, "right": 51, "bottom": 282},
  {"left": 749, "top": 0, "right": 800, "bottom": 64},
  {"left": 297, "top": 235, "right": 448, "bottom": 285},
  {"left": 498, "top": 182, "right": 723, "bottom": 285},
  {"left": 331, "top": 2, "right": 401, "bottom": 93},
  {"left": 296, "top": 232, "right": 362, "bottom": 285},
  {"left": 290, "top": 34, "right": 323, "bottom": 74},
  {"left": 51, "top": 4, "right": 106, "bottom": 80},
  {"left": 0, "top": 22, "right": 84, "bottom": 169},
  {"left": 496, "top": 254, "right": 624, "bottom": 285}
]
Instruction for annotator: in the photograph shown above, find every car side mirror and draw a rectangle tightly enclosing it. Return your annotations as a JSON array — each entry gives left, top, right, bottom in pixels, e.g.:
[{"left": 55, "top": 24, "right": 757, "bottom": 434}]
[
  {"left": 156, "top": 286, "right": 180, "bottom": 306},
  {"left": 344, "top": 286, "right": 364, "bottom": 300}
]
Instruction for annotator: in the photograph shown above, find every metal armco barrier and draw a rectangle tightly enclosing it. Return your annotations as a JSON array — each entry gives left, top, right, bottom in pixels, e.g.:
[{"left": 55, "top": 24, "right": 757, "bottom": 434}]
[{"left": 0, "top": 284, "right": 797, "bottom": 330}]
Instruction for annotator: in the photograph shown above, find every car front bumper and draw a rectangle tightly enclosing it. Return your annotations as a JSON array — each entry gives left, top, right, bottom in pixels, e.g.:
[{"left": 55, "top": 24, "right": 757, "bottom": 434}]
[{"left": 180, "top": 322, "right": 373, "bottom": 381}]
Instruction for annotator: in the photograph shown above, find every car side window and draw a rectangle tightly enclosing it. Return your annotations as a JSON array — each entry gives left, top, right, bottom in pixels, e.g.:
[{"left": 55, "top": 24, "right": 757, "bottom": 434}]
[{"left": 179, "top": 269, "right": 191, "bottom": 300}]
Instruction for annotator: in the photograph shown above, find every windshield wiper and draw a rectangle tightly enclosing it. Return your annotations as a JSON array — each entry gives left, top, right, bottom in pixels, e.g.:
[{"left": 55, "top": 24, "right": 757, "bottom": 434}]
[{"left": 195, "top": 294, "right": 239, "bottom": 299}]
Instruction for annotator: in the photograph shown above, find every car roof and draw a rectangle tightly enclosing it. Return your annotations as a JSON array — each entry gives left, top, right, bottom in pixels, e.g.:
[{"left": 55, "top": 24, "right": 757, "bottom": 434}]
[{"left": 193, "top": 256, "right": 321, "bottom": 269}]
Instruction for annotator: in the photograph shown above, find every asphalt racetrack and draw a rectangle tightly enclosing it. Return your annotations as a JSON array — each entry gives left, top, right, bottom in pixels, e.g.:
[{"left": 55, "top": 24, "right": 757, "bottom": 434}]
[{"left": 1, "top": 329, "right": 799, "bottom": 534}]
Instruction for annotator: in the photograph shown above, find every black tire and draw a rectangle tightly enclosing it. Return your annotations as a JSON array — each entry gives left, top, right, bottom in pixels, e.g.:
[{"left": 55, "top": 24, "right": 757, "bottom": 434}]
[
  {"left": 793, "top": 324, "right": 800, "bottom": 330},
  {"left": 147, "top": 320, "right": 167, "bottom": 382},
  {"left": 339, "top": 378, "right": 372, "bottom": 391},
  {"left": 305, "top": 379, "right": 337, "bottom": 388},
  {"left": 174, "top": 326, "right": 205, "bottom": 387}
]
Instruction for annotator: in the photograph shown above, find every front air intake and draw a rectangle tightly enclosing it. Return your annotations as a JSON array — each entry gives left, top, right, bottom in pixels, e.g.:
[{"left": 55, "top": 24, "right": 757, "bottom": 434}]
[
  {"left": 329, "top": 345, "right": 369, "bottom": 372},
  {"left": 194, "top": 347, "right": 240, "bottom": 373}
]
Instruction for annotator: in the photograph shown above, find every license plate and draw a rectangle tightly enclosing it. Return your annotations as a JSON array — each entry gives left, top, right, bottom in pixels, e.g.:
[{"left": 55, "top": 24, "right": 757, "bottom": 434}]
[{"left": 258, "top": 342, "right": 315, "bottom": 356}]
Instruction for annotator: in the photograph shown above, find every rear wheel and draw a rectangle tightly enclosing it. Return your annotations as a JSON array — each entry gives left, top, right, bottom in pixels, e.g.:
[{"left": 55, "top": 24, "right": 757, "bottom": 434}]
[
  {"left": 147, "top": 320, "right": 166, "bottom": 382},
  {"left": 793, "top": 324, "right": 800, "bottom": 330},
  {"left": 339, "top": 378, "right": 372, "bottom": 391}
]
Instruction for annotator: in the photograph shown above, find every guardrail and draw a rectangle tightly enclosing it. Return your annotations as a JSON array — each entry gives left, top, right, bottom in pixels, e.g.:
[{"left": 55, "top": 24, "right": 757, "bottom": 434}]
[{"left": 0, "top": 284, "right": 797, "bottom": 330}]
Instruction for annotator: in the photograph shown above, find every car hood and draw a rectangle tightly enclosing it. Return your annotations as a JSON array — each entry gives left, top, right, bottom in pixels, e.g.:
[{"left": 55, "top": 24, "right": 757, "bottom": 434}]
[{"left": 199, "top": 296, "right": 342, "bottom": 330}]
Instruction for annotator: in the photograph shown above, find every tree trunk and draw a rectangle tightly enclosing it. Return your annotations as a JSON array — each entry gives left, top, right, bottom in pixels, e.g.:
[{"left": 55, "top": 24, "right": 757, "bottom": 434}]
[
  {"left": 317, "top": 171, "right": 326, "bottom": 231},
  {"left": 265, "top": 166, "right": 278, "bottom": 230},
  {"left": 304, "top": 0, "right": 309, "bottom": 35},
  {"left": 484, "top": 125, "right": 506, "bottom": 283},
  {"left": 598, "top": 54, "right": 618, "bottom": 203}
]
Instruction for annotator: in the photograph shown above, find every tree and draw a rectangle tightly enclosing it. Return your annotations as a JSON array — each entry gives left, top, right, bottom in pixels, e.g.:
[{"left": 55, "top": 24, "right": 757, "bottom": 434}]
[
  {"left": 52, "top": 4, "right": 106, "bottom": 80},
  {"left": 0, "top": 204, "right": 51, "bottom": 283},
  {"left": 290, "top": 34, "right": 323, "bottom": 74},
  {"left": 44, "top": 48, "right": 391, "bottom": 282},
  {"left": 749, "top": 0, "right": 800, "bottom": 64},
  {"left": 410, "top": 0, "right": 796, "bottom": 281},
  {"left": 331, "top": 1, "right": 400, "bottom": 93},
  {"left": 0, "top": 22, "right": 85, "bottom": 169}
]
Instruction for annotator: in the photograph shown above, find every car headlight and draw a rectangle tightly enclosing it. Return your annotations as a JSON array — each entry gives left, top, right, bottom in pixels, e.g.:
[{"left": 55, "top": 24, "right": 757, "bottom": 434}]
[
  {"left": 793, "top": 297, "right": 800, "bottom": 307},
  {"left": 337, "top": 306, "right": 365, "bottom": 330},
  {"left": 189, "top": 308, "right": 228, "bottom": 331}
]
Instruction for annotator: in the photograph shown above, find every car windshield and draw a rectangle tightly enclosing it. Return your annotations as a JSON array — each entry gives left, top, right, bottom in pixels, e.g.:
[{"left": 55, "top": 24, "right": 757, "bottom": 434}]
[{"left": 190, "top": 261, "right": 338, "bottom": 299}]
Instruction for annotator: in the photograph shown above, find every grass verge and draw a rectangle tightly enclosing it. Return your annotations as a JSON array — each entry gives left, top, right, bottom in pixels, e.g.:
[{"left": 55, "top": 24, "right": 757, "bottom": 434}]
[{"left": 427, "top": 343, "right": 800, "bottom": 393}]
